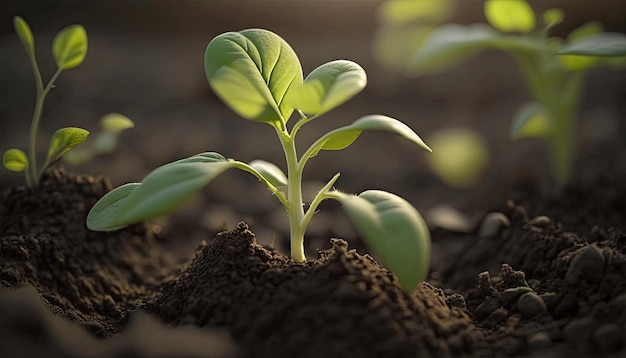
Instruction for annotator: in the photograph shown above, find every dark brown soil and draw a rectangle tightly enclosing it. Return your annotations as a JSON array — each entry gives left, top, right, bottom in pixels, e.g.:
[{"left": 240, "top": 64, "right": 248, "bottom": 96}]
[{"left": 2, "top": 168, "right": 626, "bottom": 357}]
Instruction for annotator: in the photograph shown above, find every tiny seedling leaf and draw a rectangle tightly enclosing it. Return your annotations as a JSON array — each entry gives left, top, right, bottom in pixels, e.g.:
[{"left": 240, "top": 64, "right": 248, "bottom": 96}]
[
  {"left": 45, "top": 127, "right": 89, "bottom": 167},
  {"left": 101, "top": 113, "right": 135, "bottom": 133},
  {"left": 285, "top": 60, "right": 366, "bottom": 116},
  {"left": 249, "top": 159, "right": 287, "bottom": 187},
  {"left": 306, "top": 114, "right": 431, "bottom": 158},
  {"left": 3, "top": 149, "right": 29, "bottom": 172},
  {"left": 13, "top": 16, "right": 35, "bottom": 58},
  {"left": 52, "top": 24, "right": 87, "bottom": 70},
  {"left": 542, "top": 8, "right": 564, "bottom": 28},
  {"left": 484, "top": 0, "right": 536, "bottom": 33},
  {"left": 205, "top": 29, "right": 303, "bottom": 124},
  {"left": 558, "top": 32, "right": 626, "bottom": 57},
  {"left": 510, "top": 102, "right": 550, "bottom": 139},
  {"left": 333, "top": 190, "right": 431, "bottom": 292}
]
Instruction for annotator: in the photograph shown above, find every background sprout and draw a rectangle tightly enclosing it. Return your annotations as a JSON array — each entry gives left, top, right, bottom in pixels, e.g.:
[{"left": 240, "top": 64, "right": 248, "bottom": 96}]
[
  {"left": 87, "top": 29, "right": 432, "bottom": 292},
  {"left": 374, "top": 0, "right": 626, "bottom": 187},
  {"left": 2, "top": 16, "right": 89, "bottom": 187}
]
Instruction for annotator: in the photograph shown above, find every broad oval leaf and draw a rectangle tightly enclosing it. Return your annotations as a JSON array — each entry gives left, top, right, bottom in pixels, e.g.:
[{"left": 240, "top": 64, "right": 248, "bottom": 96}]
[
  {"left": 170, "top": 152, "right": 228, "bottom": 164},
  {"left": 46, "top": 127, "right": 89, "bottom": 166},
  {"left": 101, "top": 113, "right": 135, "bottom": 133},
  {"left": 558, "top": 32, "right": 626, "bottom": 57},
  {"left": 52, "top": 24, "right": 87, "bottom": 70},
  {"left": 510, "top": 102, "right": 550, "bottom": 139},
  {"left": 87, "top": 159, "right": 239, "bottom": 231},
  {"left": 284, "top": 60, "right": 366, "bottom": 116},
  {"left": 14, "top": 16, "right": 35, "bottom": 58},
  {"left": 333, "top": 190, "right": 431, "bottom": 292},
  {"left": 249, "top": 159, "right": 287, "bottom": 187},
  {"left": 305, "top": 114, "right": 431, "bottom": 159},
  {"left": 484, "top": 0, "right": 536, "bottom": 33},
  {"left": 205, "top": 29, "right": 303, "bottom": 124},
  {"left": 3, "top": 149, "right": 28, "bottom": 172}
]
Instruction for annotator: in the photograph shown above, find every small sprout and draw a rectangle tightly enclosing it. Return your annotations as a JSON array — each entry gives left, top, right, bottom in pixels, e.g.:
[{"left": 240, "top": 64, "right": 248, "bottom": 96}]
[
  {"left": 3, "top": 16, "right": 90, "bottom": 187},
  {"left": 88, "top": 29, "right": 432, "bottom": 292},
  {"left": 478, "top": 212, "right": 511, "bottom": 239},
  {"left": 542, "top": 9, "right": 565, "bottom": 28},
  {"left": 528, "top": 215, "right": 551, "bottom": 227}
]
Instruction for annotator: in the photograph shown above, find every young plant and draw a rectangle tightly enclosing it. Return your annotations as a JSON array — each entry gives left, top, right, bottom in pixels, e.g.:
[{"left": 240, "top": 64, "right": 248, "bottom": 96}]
[
  {"left": 87, "top": 29, "right": 432, "bottom": 292},
  {"left": 374, "top": 0, "right": 626, "bottom": 186},
  {"left": 3, "top": 16, "right": 90, "bottom": 187}
]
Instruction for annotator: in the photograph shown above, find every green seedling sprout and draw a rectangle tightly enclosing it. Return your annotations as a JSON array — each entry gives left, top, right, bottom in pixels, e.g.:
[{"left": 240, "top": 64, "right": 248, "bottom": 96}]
[
  {"left": 375, "top": 0, "right": 626, "bottom": 186},
  {"left": 64, "top": 113, "right": 135, "bottom": 165},
  {"left": 87, "top": 29, "right": 432, "bottom": 292},
  {"left": 2, "top": 16, "right": 90, "bottom": 187}
]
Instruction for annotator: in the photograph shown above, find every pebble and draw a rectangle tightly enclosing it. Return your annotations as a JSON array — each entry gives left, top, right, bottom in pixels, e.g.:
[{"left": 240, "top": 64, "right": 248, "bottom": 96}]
[
  {"left": 565, "top": 244, "right": 605, "bottom": 284},
  {"left": 502, "top": 286, "right": 533, "bottom": 306},
  {"left": 478, "top": 212, "right": 510, "bottom": 239},
  {"left": 474, "top": 296, "right": 501, "bottom": 321},
  {"left": 517, "top": 292, "right": 547, "bottom": 318},
  {"left": 563, "top": 317, "right": 593, "bottom": 348}
]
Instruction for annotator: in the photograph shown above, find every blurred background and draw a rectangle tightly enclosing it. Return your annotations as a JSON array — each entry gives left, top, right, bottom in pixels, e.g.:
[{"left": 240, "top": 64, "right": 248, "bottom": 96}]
[{"left": 1, "top": 0, "right": 625, "bottom": 256}]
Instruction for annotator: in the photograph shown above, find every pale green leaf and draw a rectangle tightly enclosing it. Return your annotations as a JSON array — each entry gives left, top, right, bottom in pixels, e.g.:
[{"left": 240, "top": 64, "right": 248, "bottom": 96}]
[
  {"left": 87, "top": 156, "right": 239, "bottom": 231},
  {"left": 52, "top": 24, "right": 87, "bottom": 70},
  {"left": 305, "top": 115, "right": 431, "bottom": 159},
  {"left": 558, "top": 22, "right": 604, "bottom": 70},
  {"left": 205, "top": 29, "right": 303, "bottom": 124},
  {"left": 484, "top": 0, "right": 536, "bottom": 33},
  {"left": 376, "top": 0, "right": 454, "bottom": 25},
  {"left": 510, "top": 102, "right": 550, "bottom": 139},
  {"left": 3, "top": 149, "right": 28, "bottom": 172},
  {"left": 13, "top": 16, "right": 35, "bottom": 58},
  {"left": 542, "top": 8, "right": 564, "bottom": 28},
  {"left": 333, "top": 190, "right": 431, "bottom": 292},
  {"left": 45, "top": 127, "right": 89, "bottom": 167},
  {"left": 558, "top": 32, "right": 626, "bottom": 57},
  {"left": 426, "top": 128, "right": 489, "bottom": 188},
  {"left": 249, "top": 159, "right": 287, "bottom": 187},
  {"left": 373, "top": 24, "right": 435, "bottom": 73},
  {"left": 100, "top": 113, "right": 134, "bottom": 133},
  {"left": 285, "top": 60, "right": 366, "bottom": 116}
]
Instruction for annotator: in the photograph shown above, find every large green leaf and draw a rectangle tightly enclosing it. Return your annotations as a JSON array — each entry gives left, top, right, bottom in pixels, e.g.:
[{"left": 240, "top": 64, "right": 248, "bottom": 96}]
[
  {"left": 52, "top": 24, "right": 87, "bottom": 70},
  {"left": 558, "top": 32, "right": 626, "bottom": 57},
  {"left": 3, "top": 149, "right": 28, "bottom": 172},
  {"left": 13, "top": 16, "right": 35, "bottom": 58},
  {"left": 484, "top": 0, "right": 536, "bottom": 33},
  {"left": 87, "top": 155, "right": 239, "bottom": 231},
  {"left": 333, "top": 190, "right": 431, "bottom": 292},
  {"left": 510, "top": 102, "right": 550, "bottom": 139},
  {"left": 205, "top": 29, "right": 303, "bottom": 124},
  {"left": 45, "top": 127, "right": 89, "bottom": 168},
  {"left": 284, "top": 60, "right": 366, "bottom": 116},
  {"left": 304, "top": 115, "right": 431, "bottom": 159}
]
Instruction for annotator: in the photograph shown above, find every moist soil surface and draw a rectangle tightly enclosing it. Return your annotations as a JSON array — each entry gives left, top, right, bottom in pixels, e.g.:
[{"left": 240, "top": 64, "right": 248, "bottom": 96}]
[{"left": 1, "top": 167, "right": 626, "bottom": 358}]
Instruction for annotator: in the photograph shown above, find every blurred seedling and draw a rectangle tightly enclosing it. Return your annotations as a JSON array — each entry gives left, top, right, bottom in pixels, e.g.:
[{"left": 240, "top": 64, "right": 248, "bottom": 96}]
[{"left": 87, "top": 28, "right": 433, "bottom": 292}]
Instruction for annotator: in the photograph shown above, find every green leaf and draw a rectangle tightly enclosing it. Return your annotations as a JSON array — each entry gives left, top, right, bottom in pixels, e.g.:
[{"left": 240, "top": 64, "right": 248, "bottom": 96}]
[
  {"left": 249, "top": 160, "right": 287, "bottom": 187},
  {"left": 376, "top": 0, "right": 454, "bottom": 25},
  {"left": 284, "top": 60, "right": 366, "bottom": 116},
  {"left": 510, "top": 102, "right": 550, "bottom": 139},
  {"left": 558, "top": 32, "right": 626, "bottom": 57},
  {"left": 3, "top": 149, "right": 28, "bottom": 172},
  {"left": 558, "top": 22, "right": 604, "bottom": 70},
  {"left": 305, "top": 115, "right": 431, "bottom": 159},
  {"left": 52, "top": 24, "right": 87, "bottom": 70},
  {"left": 100, "top": 113, "right": 134, "bottom": 133},
  {"left": 13, "top": 16, "right": 35, "bottom": 58},
  {"left": 87, "top": 156, "right": 240, "bottom": 231},
  {"left": 333, "top": 190, "right": 431, "bottom": 292},
  {"left": 45, "top": 127, "right": 89, "bottom": 167},
  {"left": 542, "top": 8, "right": 564, "bottom": 28},
  {"left": 205, "top": 29, "right": 303, "bottom": 124},
  {"left": 484, "top": 0, "right": 536, "bottom": 33}
]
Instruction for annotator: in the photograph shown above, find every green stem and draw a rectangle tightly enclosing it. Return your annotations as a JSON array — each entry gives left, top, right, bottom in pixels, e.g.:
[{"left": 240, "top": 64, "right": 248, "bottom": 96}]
[
  {"left": 28, "top": 67, "right": 63, "bottom": 186},
  {"left": 300, "top": 173, "right": 340, "bottom": 232}
]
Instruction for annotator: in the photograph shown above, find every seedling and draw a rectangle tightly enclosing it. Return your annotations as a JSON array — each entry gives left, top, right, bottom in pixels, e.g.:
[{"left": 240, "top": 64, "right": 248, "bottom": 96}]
[
  {"left": 375, "top": 0, "right": 626, "bottom": 186},
  {"left": 3, "top": 16, "right": 90, "bottom": 187},
  {"left": 87, "top": 29, "right": 432, "bottom": 291}
]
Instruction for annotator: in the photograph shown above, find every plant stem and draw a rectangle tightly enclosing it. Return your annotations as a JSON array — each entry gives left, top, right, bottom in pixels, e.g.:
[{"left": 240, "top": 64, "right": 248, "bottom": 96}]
[{"left": 28, "top": 67, "right": 63, "bottom": 187}]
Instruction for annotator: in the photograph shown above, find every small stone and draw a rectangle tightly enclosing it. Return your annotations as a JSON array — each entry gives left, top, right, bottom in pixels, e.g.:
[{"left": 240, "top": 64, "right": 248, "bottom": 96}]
[
  {"left": 474, "top": 296, "right": 502, "bottom": 321},
  {"left": 529, "top": 215, "right": 551, "bottom": 227},
  {"left": 478, "top": 212, "right": 510, "bottom": 239},
  {"left": 527, "top": 331, "right": 552, "bottom": 351},
  {"left": 565, "top": 244, "right": 605, "bottom": 284},
  {"left": 563, "top": 317, "right": 593, "bottom": 349},
  {"left": 517, "top": 292, "right": 547, "bottom": 318},
  {"left": 592, "top": 324, "right": 623, "bottom": 354},
  {"left": 502, "top": 287, "right": 533, "bottom": 306}
]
